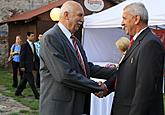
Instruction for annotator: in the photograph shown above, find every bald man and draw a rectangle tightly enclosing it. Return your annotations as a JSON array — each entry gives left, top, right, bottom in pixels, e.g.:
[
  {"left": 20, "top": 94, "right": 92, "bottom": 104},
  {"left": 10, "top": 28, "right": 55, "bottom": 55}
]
[{"left": 39, "top": 1, "right": 116, "bottom": 115}]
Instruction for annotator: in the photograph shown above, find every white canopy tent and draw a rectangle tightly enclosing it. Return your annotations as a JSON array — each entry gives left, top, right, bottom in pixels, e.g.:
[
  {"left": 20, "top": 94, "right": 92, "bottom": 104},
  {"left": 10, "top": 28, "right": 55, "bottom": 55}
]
[
  {"left": 84, "top": 0, "right": 165, "bottom": 28},
  {"left": 83, "top": 1, "right": 165, "bottom": 115},
  {"left": 83, "top": 0, "right": 165, "bottom": 63}
]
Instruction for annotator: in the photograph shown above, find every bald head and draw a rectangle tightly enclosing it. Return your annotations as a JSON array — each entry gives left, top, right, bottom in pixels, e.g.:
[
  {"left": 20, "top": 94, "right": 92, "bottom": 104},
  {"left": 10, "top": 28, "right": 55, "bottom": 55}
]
[
  {"left": 59, "top": 1, "right": 84, "bottom": 34},
  {"left": 60, "top": 1, "right": 83, "bottom": 18}
]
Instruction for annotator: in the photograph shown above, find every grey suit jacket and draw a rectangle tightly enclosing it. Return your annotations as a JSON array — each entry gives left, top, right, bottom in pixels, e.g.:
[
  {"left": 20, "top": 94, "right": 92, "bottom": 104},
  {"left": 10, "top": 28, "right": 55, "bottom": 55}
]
[
  {"left": 39, "top": 24, "right": 116, "bottom": 115},
  {"left": 106, "top": 27, "right": 164, "bottom": 115}
]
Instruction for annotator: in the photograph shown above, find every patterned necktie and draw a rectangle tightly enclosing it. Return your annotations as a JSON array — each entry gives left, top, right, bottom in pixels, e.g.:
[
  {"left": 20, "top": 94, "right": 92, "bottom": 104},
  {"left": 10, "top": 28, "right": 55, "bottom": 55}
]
[{"left": 71, "top": 35, "right": 87, "bottom": 77}]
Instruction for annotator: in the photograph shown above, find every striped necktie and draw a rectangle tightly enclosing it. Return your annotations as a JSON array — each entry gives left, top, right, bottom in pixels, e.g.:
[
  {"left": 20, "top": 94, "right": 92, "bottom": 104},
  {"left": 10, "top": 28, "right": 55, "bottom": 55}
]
[{"left": 71, "top": 35, "right": 87, "bottom": 77}]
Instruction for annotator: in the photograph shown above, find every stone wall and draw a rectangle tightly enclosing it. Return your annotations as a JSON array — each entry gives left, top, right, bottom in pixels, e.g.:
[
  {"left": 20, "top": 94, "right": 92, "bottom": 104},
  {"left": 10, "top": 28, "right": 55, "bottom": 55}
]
[{"left": 0, "top": 37, "right": 8, "bottom": 68}]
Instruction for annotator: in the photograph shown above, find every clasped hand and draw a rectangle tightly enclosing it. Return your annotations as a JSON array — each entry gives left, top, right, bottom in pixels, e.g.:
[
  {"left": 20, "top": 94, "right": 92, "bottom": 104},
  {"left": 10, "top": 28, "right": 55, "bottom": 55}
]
[{"left": 95, "top": 81, "right": 108, "bottom": 98}]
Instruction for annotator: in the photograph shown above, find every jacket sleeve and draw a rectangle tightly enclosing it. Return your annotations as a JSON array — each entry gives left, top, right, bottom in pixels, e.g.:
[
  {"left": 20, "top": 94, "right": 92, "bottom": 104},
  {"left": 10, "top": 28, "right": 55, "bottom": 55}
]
[
  {"left": 88, "top": 62, "right": 117, "bottom": 80},
  {"left": 40, "top": 34, "right": 102, "bottom": 93},
  {"left": 19, "top": 44, "right": 26, "bottom": 69}
]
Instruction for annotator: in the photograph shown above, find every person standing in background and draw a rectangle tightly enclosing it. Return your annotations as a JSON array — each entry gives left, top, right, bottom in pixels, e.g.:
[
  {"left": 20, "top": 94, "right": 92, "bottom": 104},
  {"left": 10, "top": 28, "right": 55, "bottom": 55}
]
[
  {"left": 34, "top": 34, "right": 42, "bottom": 57},
  {"left": 9, "top": 35, "right": 23, "bottom": 88},
  {"left": 34, "top": 34, "right": 43, "bottom": 88},
  {"left": 115, "top": 36, "right": 130, "bottom": 65},
  {"left": 97, "top": 2, "right": 164, "bottom": 115},
  {"left": 15, "top": 32, "right": 39, "bottom": 99},
  {"left": 104, "top": 36, "right": 130, "bottom": 69},
  {"left": 115, "top": 37, "right": 130, "bottom": 55}
]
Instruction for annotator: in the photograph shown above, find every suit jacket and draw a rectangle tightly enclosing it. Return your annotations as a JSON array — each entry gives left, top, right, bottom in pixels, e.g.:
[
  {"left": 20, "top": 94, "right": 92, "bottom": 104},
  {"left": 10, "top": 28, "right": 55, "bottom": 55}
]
[
  {"left": 20, "top": 41, "right": 39, "bottom": 72},
  {"left": 39, "top": 24, "right": 116, "bottom": 115},
  {"left": 106, "top": 27, "right": 164, "bottom": 115}
]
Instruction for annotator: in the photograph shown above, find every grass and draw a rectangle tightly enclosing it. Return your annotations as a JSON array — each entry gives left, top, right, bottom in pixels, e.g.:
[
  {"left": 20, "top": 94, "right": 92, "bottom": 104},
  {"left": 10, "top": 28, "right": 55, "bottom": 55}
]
[{"left": 0, "top": 67, "right": 39, "bottom": 114}]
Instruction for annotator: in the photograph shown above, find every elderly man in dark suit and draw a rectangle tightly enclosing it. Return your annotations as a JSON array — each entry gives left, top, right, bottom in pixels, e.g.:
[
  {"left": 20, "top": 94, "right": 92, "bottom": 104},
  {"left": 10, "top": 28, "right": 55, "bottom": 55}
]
[
  {"left": 98, "top": 2, "right": 164, "bottom": 115},
  {"left": 39, "top": 1, "right": 116, "bottom": 115},
  {"left": 15, "top": 32, "right": 39, "bottom": 99}
]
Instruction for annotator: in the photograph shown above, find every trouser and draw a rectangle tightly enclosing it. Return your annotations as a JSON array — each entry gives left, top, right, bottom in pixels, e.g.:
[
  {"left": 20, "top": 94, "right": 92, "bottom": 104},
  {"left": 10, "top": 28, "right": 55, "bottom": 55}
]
[
  {"left": 15, "top": 71, "right": 39, "bottom": 98},
  {"left": 36, "top": 70, "right": 40, "bottom": 88},
  {"left": 12, "top": 61, "right": 23, "bottom": 87},
  {"left": 83, "top": 94, "right": 90, "bottom": 115}
]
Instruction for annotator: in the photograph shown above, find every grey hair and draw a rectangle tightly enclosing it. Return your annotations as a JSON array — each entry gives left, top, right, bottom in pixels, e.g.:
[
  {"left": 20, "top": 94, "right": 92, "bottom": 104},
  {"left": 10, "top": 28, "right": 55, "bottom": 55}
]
[{"left": 124, "top": 2, "right": 148, "bottom": 24}]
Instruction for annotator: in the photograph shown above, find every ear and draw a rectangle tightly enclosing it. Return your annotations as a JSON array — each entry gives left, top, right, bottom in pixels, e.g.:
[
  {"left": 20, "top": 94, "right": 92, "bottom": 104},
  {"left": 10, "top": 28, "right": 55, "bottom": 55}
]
[
  {"left": 135, "top": 15, "right": 140, "bottom": 25},
  {"left": 64, "top": 11, "right": 69, "bottom": 20}
]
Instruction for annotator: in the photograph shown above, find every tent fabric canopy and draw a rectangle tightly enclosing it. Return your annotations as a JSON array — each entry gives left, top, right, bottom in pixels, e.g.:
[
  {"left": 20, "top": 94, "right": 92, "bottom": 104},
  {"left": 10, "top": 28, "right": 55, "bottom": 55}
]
[
  {"left": 82, "top": 28, "right": 127, "bottom": 63},
  {"left": 84, "top": 0, "right": 165, "bottom": 28},
  {"left": 82, "top": 0, "right": 165, "bottom": 63}
]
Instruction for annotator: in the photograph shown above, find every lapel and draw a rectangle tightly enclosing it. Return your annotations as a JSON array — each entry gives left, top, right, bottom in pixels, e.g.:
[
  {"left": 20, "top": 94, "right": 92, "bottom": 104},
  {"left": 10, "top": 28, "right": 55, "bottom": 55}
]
[
  {"left": 121, "top": 27, "right": 150, "bottom": 64},
  {"left": 54, "top": 25, "right": 85, "bottom": 68},
  {"left": 26, "top": 41, "right": 33, "bottom": 55}
]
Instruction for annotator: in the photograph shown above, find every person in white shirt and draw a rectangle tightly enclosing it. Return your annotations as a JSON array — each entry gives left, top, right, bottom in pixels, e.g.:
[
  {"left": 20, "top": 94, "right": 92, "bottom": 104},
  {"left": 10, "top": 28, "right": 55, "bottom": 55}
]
[
  {"left": 98, "top": 2, "right": 164, "bottom": 115},
  {"left": 15, "top": 32, "right": 39, "bottom": 99}
]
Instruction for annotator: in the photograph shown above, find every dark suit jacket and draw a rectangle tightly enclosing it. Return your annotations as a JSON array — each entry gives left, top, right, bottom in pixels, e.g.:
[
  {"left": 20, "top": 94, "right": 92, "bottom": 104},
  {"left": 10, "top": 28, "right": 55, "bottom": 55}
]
[
  {"left": 20, "top": 41, "right": 39, "bottom": 72},
  {"left": 39, "top": 24, "right": 116, "bottom": 115},
  {"left": 106, "top": 27, "right": 164, "bottom": 115}
]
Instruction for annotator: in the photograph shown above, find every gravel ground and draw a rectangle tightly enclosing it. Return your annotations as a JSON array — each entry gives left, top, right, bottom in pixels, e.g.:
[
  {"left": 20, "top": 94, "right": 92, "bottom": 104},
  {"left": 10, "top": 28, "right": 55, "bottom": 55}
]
[
  {"left": 0, "top": 85, "right": 30, "bottom": 115},
  {"left": 0, "top": 94, "right": 30, "bottom": 115}
]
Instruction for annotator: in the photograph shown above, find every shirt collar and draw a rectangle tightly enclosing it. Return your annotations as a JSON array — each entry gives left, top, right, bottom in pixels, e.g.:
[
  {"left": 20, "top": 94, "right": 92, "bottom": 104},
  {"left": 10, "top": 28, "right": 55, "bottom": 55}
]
[
  {"left": 133, "top": 26, "right": 148, "bottom": 41},
  {"left": 27, "top": 39, "right": 33, "bottom": 44},
  {"left": 58, "top": 22, "right": 71, "bottom": 39}
]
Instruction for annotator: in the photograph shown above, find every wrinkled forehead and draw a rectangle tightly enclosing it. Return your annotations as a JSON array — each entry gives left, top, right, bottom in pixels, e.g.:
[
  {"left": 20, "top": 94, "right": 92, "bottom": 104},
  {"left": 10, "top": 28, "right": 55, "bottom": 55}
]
[{"left": 122, "top": 10, "right": 134, "bottom": 18}]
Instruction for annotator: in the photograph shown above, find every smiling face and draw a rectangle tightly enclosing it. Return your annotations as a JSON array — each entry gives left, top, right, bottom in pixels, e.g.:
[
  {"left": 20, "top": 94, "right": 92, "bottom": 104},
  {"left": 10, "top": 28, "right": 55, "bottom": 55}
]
[
  {"left": 60, "top": 1, "right": 84, "bottom": 34},
  {"left": 121, "top": 10, "right": 137, "bottom": 36},
  {"left": 67, "top": 4, "right": 84, "bottom": 34}
]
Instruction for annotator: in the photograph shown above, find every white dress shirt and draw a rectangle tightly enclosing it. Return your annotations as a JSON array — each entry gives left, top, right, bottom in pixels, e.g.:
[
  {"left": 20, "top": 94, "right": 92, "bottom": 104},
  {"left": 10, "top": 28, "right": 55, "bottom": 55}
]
[{"left": 27, "top": 39, "right": 34, "bottom": 53}]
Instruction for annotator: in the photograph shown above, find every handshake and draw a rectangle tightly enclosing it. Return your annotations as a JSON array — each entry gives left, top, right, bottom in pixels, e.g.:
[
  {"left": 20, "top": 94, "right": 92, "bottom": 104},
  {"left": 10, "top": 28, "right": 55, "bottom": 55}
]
[{"left": 95, "top": 81, "right": 109, "bottom": 98}]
